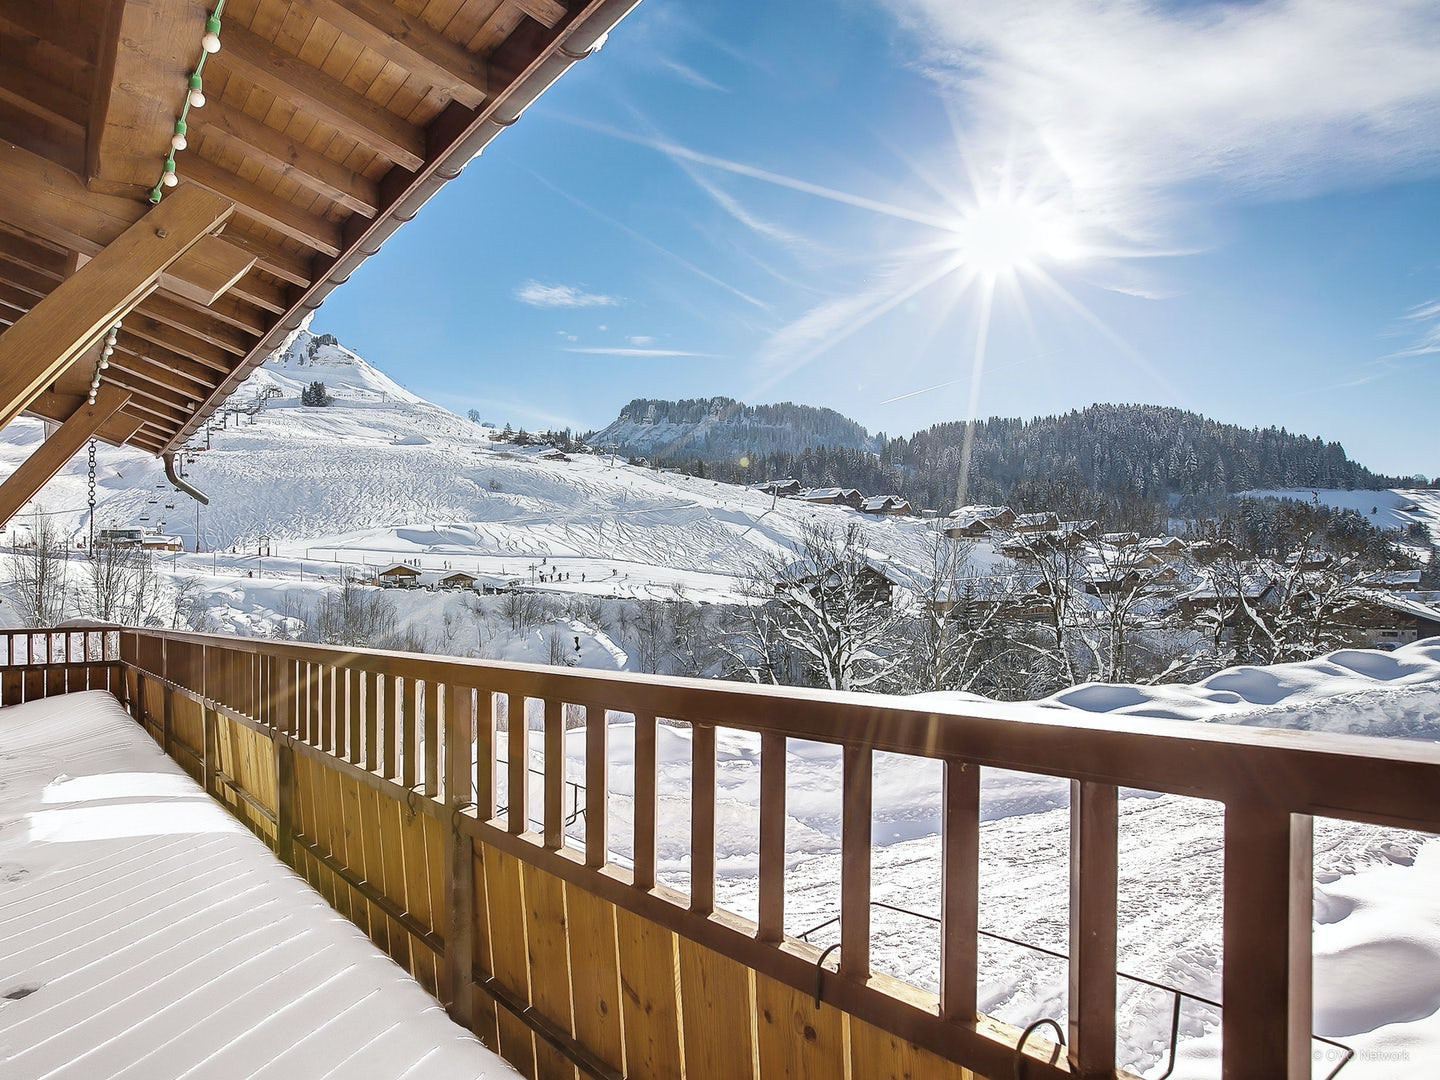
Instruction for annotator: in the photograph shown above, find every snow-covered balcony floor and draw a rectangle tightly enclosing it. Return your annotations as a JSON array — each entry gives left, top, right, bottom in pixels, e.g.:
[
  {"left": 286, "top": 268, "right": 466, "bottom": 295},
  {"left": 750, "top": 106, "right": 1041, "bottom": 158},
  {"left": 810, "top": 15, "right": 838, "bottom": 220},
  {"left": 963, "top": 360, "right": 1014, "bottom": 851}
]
[{"left": 0, "top": 691, "right": 516, "bottom": 1080}]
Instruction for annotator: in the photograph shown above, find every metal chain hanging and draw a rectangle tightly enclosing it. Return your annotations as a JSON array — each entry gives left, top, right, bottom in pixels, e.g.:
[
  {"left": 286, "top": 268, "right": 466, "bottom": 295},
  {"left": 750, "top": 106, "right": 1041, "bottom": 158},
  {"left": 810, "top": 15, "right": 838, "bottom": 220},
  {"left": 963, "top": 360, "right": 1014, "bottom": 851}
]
[{"left": 87, "top": 436, "right": 98, "bottom": 552}]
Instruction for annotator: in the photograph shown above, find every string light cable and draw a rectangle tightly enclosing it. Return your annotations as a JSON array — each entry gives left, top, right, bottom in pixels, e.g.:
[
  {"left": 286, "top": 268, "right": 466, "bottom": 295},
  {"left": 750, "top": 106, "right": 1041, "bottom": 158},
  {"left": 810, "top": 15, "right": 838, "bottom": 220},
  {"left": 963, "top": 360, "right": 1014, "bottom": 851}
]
[{"left": 149, "top": 3, "right": 225, "bottom": 204}]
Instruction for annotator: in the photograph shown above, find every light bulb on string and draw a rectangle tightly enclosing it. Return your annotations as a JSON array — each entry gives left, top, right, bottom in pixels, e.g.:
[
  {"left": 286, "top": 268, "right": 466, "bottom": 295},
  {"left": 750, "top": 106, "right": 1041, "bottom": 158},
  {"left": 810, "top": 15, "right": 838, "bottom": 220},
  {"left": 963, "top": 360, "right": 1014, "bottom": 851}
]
[
  {"left": 172, "top": 120, "right": 188, "bottom": 151},
  {"left": 188, "top": 73, "right": 205, "bottom": 108},
  {"left": 202, "top": 13, "right": 222, "bottom": 53},
  {"left": 162, "top": 156, "right": 178, "bottom": 187}
]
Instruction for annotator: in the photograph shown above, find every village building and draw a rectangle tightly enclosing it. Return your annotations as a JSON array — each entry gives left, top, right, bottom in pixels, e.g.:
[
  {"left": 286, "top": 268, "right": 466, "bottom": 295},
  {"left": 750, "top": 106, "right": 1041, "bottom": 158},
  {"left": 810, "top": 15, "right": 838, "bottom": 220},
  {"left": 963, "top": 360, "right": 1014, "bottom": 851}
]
[
  {"left": 1013, "top": 511, "right": 1060, "bottom": 534},
  {"left": 377, "top": 563, "right": 422, "bottom": 589},
  {"left": 755, "top": 478, "right": 802, "bottom": 498},
  {"left": 803, "top": 486, "right": 864, "bottom": 509}
]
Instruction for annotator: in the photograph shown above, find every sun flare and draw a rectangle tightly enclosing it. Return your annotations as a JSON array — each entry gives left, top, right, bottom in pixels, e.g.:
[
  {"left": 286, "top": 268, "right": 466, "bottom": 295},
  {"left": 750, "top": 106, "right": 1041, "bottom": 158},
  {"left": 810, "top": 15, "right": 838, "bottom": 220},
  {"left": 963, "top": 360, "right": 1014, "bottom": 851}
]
[{"left": 946, "top": 196, "right": 1085, "bottom": 278}]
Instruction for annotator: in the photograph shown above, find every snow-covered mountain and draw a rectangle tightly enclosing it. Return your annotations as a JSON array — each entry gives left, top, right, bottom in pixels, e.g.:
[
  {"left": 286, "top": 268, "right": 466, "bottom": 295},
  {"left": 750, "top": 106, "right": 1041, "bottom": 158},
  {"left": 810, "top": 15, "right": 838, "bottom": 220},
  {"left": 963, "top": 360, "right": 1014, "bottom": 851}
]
[{"left": 586, "top": 395, "right": 879, "bottom": 460}]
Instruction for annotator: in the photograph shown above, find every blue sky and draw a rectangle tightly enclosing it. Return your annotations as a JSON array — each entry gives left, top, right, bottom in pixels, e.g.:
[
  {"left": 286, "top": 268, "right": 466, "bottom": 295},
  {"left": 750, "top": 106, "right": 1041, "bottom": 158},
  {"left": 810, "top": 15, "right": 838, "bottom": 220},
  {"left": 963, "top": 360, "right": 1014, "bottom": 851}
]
[{"left": 314, "top": 0, "right": 1440, "bottom": 479}]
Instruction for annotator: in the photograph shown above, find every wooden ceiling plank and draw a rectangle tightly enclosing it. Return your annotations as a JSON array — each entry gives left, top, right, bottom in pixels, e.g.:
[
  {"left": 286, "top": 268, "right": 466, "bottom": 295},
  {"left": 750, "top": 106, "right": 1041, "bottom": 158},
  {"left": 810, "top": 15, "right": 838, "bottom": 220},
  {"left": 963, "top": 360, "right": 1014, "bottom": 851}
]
[
  {"left": 114, "top": 336, "right": 225, "bottom": 387},
  {"left": 0, "top": 57, "right": 88, "bottom": 134},
  {"left": 159, "top": 235, "right": 258, "bottom": 305},
  {"left": 296, "top": 0, "right": 488, "bottom": 107},
  {"left": 216, "top": 23, "right": 426, "bottom": 170},
  {"left": 201, "top": 101, "right": 380, "bottom": 216},
  {"left": 180, "top": 157, "right": 344, "bottom": 256},
  {"left": 0, "top": 184, "right": 233, "bottom": 431},
  {"left": 88, "top": 0, "right": 210, "bottom": 191},
  {"left": 97, "top": 367, "right": 198, "bottom": 413},
  {"left": 0, "top": 384, "right": 132, "bottom": 528}
]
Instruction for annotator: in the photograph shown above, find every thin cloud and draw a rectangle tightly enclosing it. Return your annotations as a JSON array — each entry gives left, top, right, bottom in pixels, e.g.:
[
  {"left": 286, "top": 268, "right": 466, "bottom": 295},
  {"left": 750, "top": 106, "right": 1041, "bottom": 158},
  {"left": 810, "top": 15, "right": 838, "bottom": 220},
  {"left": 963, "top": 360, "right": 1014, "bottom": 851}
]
[
  {"left": 1395, "top": 298, "right": 1440, "bottom": 357},
  {"left": 884, "top": 0, "right": 1440, "bottom": 239},
  {"left": 626, "top": 335, "right": 656, "bottom": 346},
  {"left": 656, "top": 57, "right": 728, "bottom": 93},
  {"left": 563, "top": 346, "right": 716, "bottom": 358},
  {"left": 515, "top": 281, "right": 620, "bottom": 308}
]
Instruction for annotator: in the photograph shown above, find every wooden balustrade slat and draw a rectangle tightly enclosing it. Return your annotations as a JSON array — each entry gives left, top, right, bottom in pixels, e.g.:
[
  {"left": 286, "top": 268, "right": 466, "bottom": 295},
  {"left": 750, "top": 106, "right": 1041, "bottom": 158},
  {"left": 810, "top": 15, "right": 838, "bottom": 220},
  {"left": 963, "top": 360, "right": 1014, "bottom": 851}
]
[
  {"left": 940, "top": 760, "right": 980, "bottom": 1022},
  {"left": 585, "top": 706, "right": 607, "bottom": 869},
  {"left": 1068, "top": 780, "right": 1118, "bottom": 1078},
  {"left": 381, "top": 675, "right": 397, "bottom": 780},
  {"left": 474, "top": 689, "right": 493, "bottom": 819},
  {"left": 347, "top": 668, "right": 362, "bottom": 764},
  {"left": 1222, "top": 803, "right": 1313, "bottom": 1080},
  {"left": 423, "top": 680, "right": 439, "bottom": 799},
  {"left": 543, "top": 698, "right": 563, "bottom": 850},
  {"left": 758, "top": 731, "right": 786, "bottom": 943},
  {"left": 364, "top": 671, "right": 379, "bottom": 771},
  {"left": 401, "top": 676, "right": 418, "bottom": 790},
  {"left": 840, "top": 744, "right": 872, "bottom": 981},
  {"left": 692, "top": 722, "right": 717, "bottom": 917},
  {"left": 443, "top": 682, "right": 477, "bottom": 1022},
  {"left": 507, "top": 694, "right": 527, "bottom": 835},
  {"left": 633, "top": 712, "right": 658, "bottom": 891}
]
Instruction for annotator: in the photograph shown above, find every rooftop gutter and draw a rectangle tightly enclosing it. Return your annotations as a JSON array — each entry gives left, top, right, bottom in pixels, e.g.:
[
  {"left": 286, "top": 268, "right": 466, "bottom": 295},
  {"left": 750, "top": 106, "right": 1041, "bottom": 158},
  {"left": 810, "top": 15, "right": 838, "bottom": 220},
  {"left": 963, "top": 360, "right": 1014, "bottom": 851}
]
[{"left": 167, "top": 0, "right": 643, "bottom": 452}]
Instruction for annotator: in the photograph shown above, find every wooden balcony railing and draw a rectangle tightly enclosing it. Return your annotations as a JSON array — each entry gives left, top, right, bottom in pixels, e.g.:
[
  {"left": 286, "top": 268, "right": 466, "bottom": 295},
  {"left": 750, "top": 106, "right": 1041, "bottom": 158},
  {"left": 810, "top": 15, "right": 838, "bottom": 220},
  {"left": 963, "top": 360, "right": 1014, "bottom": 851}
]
[{"left": 10, "top": 626, "right": 1440, "bottom": 1079}]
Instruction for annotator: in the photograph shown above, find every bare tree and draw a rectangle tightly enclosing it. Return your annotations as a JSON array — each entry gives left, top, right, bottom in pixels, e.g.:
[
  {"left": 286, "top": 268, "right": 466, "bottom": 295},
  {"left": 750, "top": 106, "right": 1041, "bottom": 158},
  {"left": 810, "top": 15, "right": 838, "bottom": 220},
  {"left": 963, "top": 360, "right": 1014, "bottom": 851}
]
[
  {"left": 309, "top": 576, "right": 399, "bottom": 648},
  {"left": 5, "top": 509, "right": 71, "bottom": 627},
  {"left": 731, "top": 522, "right": 902, "bottom": 692}
]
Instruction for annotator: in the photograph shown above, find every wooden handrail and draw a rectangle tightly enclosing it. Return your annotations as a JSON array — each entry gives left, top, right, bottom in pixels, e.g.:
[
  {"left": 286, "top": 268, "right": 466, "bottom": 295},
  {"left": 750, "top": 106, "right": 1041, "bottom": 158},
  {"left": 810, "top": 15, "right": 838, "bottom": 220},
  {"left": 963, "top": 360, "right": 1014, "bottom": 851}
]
[{"left": 34, "top": 624, "right": 1438, "bottom": 1080}]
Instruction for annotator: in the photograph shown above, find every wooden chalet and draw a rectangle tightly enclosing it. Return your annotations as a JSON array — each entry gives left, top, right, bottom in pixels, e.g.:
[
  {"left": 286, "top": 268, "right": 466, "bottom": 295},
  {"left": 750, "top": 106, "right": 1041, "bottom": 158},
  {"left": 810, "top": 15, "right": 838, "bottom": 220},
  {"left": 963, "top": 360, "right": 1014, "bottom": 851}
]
[
  {"left": 755, "top": 478, "right": 802, "bottom": 498},
  {"left": 1012, "top": 511, "right": 1059, "bottom": 534},
  {"left": 861, "top": 493, "right": 911, "bottom": 515},
  {"left": 4, "top": 7, "right": 1437, "bottom": 1080},
  {"left": 803, "top": 486, "right": 863, "bottom": 509},
  {"left": 439, "top": 568, "right": 480, "bottom": 589},
  {"left": 377, "top": 561, "right": 422, "bottom": 587}
]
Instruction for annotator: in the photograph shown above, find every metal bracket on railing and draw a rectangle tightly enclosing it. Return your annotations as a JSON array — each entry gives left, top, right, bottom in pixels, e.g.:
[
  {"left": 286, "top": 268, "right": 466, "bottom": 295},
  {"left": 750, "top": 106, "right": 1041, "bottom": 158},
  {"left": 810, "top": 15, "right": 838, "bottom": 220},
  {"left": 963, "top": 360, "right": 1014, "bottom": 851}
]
[
  {"left": 813, "top": 943, "right": 842, "bottom": 1008},
  {"left": 450, "top": 800, "right": 477, "bottom": 837},
  {"left": 1013, "top": 1017, "right": 1065, "bottom": 1080},
  {"left": 405, "top": 782, "right": 429, "bottom": 821}
]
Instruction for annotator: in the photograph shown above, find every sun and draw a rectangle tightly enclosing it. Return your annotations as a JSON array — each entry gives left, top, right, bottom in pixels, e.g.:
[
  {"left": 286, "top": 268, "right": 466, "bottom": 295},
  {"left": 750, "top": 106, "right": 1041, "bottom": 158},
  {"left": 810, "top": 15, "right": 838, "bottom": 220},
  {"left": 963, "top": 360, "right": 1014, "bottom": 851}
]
[{"left": 945, "top": 195, "right": 1085, "bottom": 278}]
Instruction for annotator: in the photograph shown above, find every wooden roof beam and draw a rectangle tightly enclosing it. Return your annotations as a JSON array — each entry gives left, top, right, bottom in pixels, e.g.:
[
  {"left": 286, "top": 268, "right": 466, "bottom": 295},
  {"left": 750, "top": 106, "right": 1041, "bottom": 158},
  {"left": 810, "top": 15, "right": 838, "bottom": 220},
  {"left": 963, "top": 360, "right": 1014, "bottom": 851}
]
[
  {"left": 160, "top": 234, "right": 258, "bottom": 306},
  {"left": 137, "top": 292, "right": 254, "bottom": 355},
  {"left": 122, "top": 308, "right": 245, "bottom": 368},
  {"left": 514, "top": 0, "right": 568, "bottom": 29},
  {"left": 87, "top": 0, "right": 210, "bottom": 192},
  {"left": 0, "top": 141, "right": 301, "bottom": 296},
  {"left": 0, "top": 185, "right": 234, "bottom": 430},
  {"left": 0, "top": 57, "right": 88, "bottom": 135},
  {"left": 200, "top": 101, "right": 380, "bottom": 217},
  {"left": 215, "top": 23, "right": 426, "bottom": 171},
  {"left": 0, "top": 385, "right": 134, "bottom": 529},
  {"left": 113, "top": 337, "right": 225, "bottom": 389},
  {"left": 180, "top": 160, "right": 344, "bottom": 257},
  {"left": 294, "top": 0, "right": 489, "bottom": 108}
]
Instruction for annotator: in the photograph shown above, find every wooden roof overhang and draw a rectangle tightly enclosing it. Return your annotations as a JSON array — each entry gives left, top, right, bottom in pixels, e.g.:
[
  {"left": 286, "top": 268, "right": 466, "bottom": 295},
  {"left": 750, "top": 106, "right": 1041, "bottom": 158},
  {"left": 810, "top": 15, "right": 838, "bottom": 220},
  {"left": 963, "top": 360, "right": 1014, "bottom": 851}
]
[{"left": 0, "top": 0, "right": 638, "bottom": 519}]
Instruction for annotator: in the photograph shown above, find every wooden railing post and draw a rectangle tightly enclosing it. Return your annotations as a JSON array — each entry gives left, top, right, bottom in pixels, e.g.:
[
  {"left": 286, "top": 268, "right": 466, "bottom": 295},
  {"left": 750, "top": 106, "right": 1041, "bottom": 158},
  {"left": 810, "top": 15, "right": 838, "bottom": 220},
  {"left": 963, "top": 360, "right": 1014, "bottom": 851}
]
[
  {"left": 543, "top": 698, "right": 563, "bottom": 850},
  {"left": 202, "top": 703, "right": 219, "bottom": 800},
  {"left": 839, "top": 744, "right": 873, "bottom": 980},
  {"left": 273, "top": 658, "right": 296, "bottom": 866},
  {"left": 443, "top": 682, "right": 477, "bottom": 1025},
  {"left": 584, "top": 704, "right": 608, "bottom": 870},
  {"left": 940, "top": 759, "right": 980, "bottom": 1022},
  {"left": 130, "top": 670, "right": 146, "bottom": 726},
  {"left": 757, "top": 732, "right": 786, "bottom": 943},
  {"left": 633, "top": 712, "right": 657, "bottom": 891},
  {"left": 1068, "top": 780, "right": 1118, "bottom": 1078},
  {"left": 1222, "top": 802, "right": 1313, "bottom": 1080},
  {"left": 161, "top": 682, "right": 174, "bottom": 758},
  {"left": 691, "top": 722, "right": 716, "bottom": 916}
]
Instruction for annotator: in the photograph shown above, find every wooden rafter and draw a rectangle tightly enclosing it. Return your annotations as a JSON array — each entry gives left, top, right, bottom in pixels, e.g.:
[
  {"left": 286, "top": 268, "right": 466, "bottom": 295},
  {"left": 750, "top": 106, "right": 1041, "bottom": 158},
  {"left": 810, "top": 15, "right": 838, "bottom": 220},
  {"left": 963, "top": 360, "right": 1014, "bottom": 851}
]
[
  {"left": 159, "top": 234, "right": 258, "bottom": 306},
  {"left": 0, "top": 384, "right": 135, "bottom": 528},
  {"left": 200, "top": 102, "right": 380, "bottom": 217},
  {"left": 215, "top": 24, "right": 426, "bottom": 171},
  {"left": 292, "top": 0, "right": 490, "bottom": 108},
  {"left": 180, "top": 160, "right": 344, "bottom": 257},
  {"left": 0, "top": 184, "right": 233, "bottom": 430}
]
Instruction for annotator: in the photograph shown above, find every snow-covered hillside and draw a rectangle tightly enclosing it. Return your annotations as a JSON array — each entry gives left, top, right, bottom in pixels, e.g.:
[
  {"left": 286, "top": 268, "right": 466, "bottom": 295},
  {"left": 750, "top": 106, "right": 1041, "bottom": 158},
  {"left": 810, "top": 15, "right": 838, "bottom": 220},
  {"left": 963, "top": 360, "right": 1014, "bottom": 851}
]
[
  {"left": 1, "top": 329, "right": 964, "bottom": 606},
  {"left": 1240, "top": 487, "right": 1440, "bottom": 538}
]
